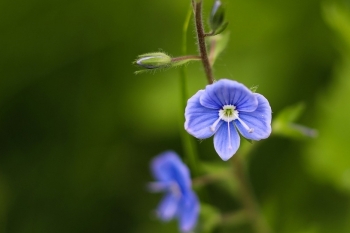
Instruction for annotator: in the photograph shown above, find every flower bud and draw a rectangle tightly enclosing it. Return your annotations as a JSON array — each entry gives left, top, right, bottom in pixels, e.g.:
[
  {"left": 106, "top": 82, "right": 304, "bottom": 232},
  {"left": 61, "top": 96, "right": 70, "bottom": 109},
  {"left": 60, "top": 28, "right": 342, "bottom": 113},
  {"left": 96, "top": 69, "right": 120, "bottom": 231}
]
[
  {"left": 209, "top": 0, "right": 227, "bottom": 34},
  {"left": 134, "top": 52, "right": 171, "bottom": 69}
]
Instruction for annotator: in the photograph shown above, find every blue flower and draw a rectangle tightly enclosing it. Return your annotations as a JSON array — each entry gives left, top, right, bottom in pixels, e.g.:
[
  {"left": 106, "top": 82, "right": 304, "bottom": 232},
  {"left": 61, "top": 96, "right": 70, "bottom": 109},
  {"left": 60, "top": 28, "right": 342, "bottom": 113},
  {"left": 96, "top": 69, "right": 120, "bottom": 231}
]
[
  {"left": 149, "top": 151, "right": 199, "bottom": 232},
  {"left": 185, "top": 79, "right": 272, "bottom": 161}
]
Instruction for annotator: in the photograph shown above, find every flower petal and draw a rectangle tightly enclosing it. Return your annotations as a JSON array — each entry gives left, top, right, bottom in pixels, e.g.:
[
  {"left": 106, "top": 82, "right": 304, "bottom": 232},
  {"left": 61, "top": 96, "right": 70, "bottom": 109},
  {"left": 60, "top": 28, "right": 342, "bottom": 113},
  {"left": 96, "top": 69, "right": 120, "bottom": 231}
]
[
  {"left": 235, "top": 93, "right": 272, "bottom": 140},
  {"left": 151, "top": 151, "right": 191, "bottom": 191},
  {"left": 200, "top": 79, "right": 258, "bottom": 112},
  {"left": 214, "top": 122, "right": 240, "bottom": 161},
  {"left": 178, "top": 191, "right": 200, "bottom": 232},
  {"left": 185, "top": 90, "right": 222, "bottom": 139},
  {"left": 157, "top": 193, "right": 179, "bottom": 221}
]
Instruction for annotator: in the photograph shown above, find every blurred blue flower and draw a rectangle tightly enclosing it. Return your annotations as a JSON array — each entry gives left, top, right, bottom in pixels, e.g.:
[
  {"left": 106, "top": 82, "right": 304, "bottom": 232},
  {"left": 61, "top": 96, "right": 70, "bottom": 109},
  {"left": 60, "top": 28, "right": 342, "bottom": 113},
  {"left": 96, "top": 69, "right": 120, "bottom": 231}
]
[
  {"left": 185, "top": 79, "right": 272, "bottom": 161},
  {"left": 149, "top": 151, "right": 199, "bottom": 232}
]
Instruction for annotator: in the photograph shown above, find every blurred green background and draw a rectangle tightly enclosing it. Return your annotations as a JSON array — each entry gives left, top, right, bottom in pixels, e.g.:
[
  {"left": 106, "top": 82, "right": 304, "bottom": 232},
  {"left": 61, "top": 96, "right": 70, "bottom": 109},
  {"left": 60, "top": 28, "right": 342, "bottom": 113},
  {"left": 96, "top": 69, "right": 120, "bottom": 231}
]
[{"left": 1, "top": 0, "right": 350, "bottom": 232}]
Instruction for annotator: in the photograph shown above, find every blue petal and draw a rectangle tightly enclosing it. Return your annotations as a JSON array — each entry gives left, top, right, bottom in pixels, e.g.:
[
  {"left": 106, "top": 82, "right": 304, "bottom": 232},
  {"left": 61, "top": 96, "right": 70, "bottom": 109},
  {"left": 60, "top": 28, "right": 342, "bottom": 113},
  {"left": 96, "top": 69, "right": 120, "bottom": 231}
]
[
  {"left": 178, "top": 191, "right": 200, "bottom": 232},
  {"left": 200, "top": 79, "right": 258, "bottom": 112},
  {"left": 157, "top": 193, "right": 179, "bottom": 221},
  {"left": 185, "top": 90, "right": 222, "bottom": 139},
  {"left": 151, "top": 151, "right": 191, "bottom": 191},
  {"left": 235, "top": 93, "right": 272, "bottom": 140},
  {"left": 214, "top": 122, "right": 240, "bottom": 161}
]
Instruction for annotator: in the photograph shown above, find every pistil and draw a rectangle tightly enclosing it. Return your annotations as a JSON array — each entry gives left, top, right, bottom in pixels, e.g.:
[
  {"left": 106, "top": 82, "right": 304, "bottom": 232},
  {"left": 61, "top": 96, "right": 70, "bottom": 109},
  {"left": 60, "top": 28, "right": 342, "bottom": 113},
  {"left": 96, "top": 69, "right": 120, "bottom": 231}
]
[{"left": 210, "top": 117, "right": 222, "bottom": 132}]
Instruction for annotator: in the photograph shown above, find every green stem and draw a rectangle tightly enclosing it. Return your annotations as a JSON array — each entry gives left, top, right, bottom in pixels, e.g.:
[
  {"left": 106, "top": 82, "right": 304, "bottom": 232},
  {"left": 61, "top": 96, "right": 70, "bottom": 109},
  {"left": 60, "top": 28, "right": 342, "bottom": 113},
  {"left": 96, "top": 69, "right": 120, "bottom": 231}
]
[
  {"left": 231, "top": 152, "right": 271, "bottom": 233},
  {"left": 192, "top": 170, "right": 231, "bottom": 188},
  {"left": 191, "top": 0, "right": 271, "bottom": 231},
  {"left": 220, "top": 210, "right": 249, "bottom": 227},
  {"left": 179, "top": 4, "right": 199, "bottom": 176},
  {"left": 171, "top": 55, "right": 201, "bottom": 62}
]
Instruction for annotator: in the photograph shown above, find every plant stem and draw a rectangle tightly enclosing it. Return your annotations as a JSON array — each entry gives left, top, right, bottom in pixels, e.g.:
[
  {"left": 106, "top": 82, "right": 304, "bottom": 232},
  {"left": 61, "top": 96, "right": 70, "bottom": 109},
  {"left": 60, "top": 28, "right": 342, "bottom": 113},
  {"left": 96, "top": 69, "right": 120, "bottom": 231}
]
[
  {"left": 231, "top": 155, "right": 271, "bottom": 233},
  {"left": 191, "top": 1, "right": 271, "bottom": 232},
  {"left": 221, "top": 209, "right": 249, "bottom": 227},
  {"left": 192, "top": 0, "right": 214, "bottom": 84},
  {"left": 171, "top": 55, "right": 201, "bottom": 62},
  {"left": 192, "top": 170, "right": 230, "bottom": 188},
  {"left": 179, "top": 4, "right": 199, "bottom": 176}
]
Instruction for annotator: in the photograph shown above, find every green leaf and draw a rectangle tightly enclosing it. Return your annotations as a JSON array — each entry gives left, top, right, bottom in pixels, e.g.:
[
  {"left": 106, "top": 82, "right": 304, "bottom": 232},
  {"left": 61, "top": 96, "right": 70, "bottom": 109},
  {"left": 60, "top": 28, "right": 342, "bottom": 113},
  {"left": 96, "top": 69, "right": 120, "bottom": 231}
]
[
  {"left": 198, "top": 162, "right": 239, "bottom": 197},
  {"left": 199, "top": 203, "right": 222, "bottom": 233},
  {"left": 209, "top": 0, "right": 226, "bottom": 32},
  {"left": 207, "top": 31, "right": 230, "bottom": 66},
  {"left": 250, "top": 85, "right": 259, "bottom": 93},
  {"left": 272, "top": 102, "right": 317, "bottom": 139},
  {"left": 213, "top": 22, "right": 229, "bottom": 35},
  {"left": 306, "top": 2, "right": 350, "bottom": 193},
  {"left": 200, "top": 161, "right": 229, "bottom": 174},
  {"left": 323, "top": 3, "right": 350, "bottom": 50},
  {"left": 277, "top": 102, "right": 305, "bottom": 122}
]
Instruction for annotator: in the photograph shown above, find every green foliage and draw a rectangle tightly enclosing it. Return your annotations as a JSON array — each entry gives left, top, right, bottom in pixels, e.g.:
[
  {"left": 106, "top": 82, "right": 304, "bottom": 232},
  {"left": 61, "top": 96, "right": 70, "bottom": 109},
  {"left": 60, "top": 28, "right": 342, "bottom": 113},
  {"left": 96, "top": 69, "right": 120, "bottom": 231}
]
[
  {"left": 306, "top": 2, "right": 350, "bottom": 193},
  {"left": 323, "top": 2, "right": 350, "bottom": 50},
  {"left": 207, "top": 31, "right": 230, "bottom": 66},
  {"left": 272, "top": 103, "right": 317, "bottom": 139},
  {"left": 0, "top": 0, "right": 349, "bottom": 232},
  {"left": 199, "top": 204, "right": 222, "bottom": 233},
  {"left": 212, "top": 22, "right": 229, "bottom": 36},
  {"left": 209, "top": 0, "right": 228, "bottom": 35}
]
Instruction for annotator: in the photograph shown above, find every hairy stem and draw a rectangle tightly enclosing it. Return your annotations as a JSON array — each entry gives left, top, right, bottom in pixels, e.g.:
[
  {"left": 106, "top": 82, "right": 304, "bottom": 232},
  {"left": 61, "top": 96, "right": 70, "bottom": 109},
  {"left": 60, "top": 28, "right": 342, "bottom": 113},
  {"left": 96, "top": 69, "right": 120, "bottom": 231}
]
[
  {"left": 190, "top": 1, "right": 270, "bottom": 231},
  {"left": 192, "top": 0, "right": 214, "bottom": 84},
  {"left": 231, "top": 155, "right": 271, "bottom": 233},
  {"left": 172, "top": 55, "right": 201, "bottom": 62}
]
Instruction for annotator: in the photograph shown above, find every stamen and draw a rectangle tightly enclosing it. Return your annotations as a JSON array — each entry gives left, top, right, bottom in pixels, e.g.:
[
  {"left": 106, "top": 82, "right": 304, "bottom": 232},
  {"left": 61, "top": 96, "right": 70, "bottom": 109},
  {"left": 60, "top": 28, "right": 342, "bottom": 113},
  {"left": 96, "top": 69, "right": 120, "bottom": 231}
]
[
  {"left": 147, "top": 182, "right": 168, "bottom": 192},
  {"left": 227, "top": 121, "right": 232, "bottom": 150},
  {"left": 234, "top": 112, "right": 254, "bottom": 133},
  {"left": 210, "top": 117, "right": 222, "bottom": 132},
  {"left": 170, "top": 182, "right": 182, "bottom": 198},
  {"left": 148, "top": 182, "right": 182, "bottom": 198}
]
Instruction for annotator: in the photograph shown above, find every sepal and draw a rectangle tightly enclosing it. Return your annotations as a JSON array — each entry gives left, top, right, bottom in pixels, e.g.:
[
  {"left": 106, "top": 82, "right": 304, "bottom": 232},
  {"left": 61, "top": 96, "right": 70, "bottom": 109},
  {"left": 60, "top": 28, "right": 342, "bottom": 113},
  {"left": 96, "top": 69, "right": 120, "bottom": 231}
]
[
  {"left": 207, "top": 32, "right": 230, "bottom": 65},
  {"left": 209, "top": 0, "right": 228, "bottom": 35}
]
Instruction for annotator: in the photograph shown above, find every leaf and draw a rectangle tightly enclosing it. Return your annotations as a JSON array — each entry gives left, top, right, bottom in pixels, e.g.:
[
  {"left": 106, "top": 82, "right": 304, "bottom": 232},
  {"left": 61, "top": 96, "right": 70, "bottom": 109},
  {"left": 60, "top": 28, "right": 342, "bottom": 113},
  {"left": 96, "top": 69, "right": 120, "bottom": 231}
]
[
  {"left": 207, "top": 31, "right": 230, "bottom": 66},
  {"left": 213, "top": 22, "right": 229, "bottom": 36},
  {"left": 323, "top": 3, "right": 350, "bottom": 50},
  {"left": 197, "top": 162, "right": 239, "bottom": 197},
  {"left": 198, "top": 203, "right": 221, "bottom": 233},
  {"left": 272, "top": 103, "right": 317, "bottom": 139},
  {"left": 306, "top": 3, "right": 350, "bottom": 193}
]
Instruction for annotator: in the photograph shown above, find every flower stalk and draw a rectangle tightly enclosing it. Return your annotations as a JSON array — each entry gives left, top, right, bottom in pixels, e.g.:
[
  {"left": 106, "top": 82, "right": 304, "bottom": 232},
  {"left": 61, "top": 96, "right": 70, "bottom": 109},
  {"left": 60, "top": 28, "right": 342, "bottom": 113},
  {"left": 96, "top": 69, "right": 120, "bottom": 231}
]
[
  {"left": 192, "top": 0, "right": 214, "bottom": 84},
  {"left": 179, "top": 4, "right": 200, "bottom": 176},
  {"left": 190, "top": 1, "right": 272, "bottom": 232},
  {"left": 232, "top": 156, "right": 271, "bottom": 233}
]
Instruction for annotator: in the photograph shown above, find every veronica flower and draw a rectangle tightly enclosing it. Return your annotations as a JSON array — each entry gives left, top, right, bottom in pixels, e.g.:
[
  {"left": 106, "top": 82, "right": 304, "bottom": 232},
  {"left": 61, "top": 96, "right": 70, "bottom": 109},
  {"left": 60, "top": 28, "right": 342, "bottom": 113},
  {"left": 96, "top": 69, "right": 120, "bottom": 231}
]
[
  {"left": 149, "top": 151, "right": 199, "bottom": 232},
  {"left": 185, "top": 79, "right": 272, "bottom": 161}
]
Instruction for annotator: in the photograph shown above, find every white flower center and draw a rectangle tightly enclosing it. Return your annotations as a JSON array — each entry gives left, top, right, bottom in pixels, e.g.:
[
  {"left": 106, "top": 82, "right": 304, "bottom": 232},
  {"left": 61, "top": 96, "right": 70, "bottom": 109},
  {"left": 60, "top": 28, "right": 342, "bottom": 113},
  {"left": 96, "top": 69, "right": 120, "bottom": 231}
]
[
  {"left": 219, "top": 105, "right": 239, "bottom": 122},
  {"left": 210, "top": 105, "right": 255, "bottom": 150}
]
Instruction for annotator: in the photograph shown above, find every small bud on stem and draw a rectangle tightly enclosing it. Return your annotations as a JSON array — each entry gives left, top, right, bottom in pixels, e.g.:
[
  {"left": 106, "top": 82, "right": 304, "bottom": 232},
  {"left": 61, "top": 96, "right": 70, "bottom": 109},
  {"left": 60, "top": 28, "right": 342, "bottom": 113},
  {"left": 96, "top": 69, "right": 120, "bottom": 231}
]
[
  {"left": 134, "top": 52, "right": 201, "bottom": 74},
  {"left": 134, "top": 52, "right": 172, "bottom": 70},
  {"left": 208, "top": 0, "right": 228, "bottom": 36}
]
